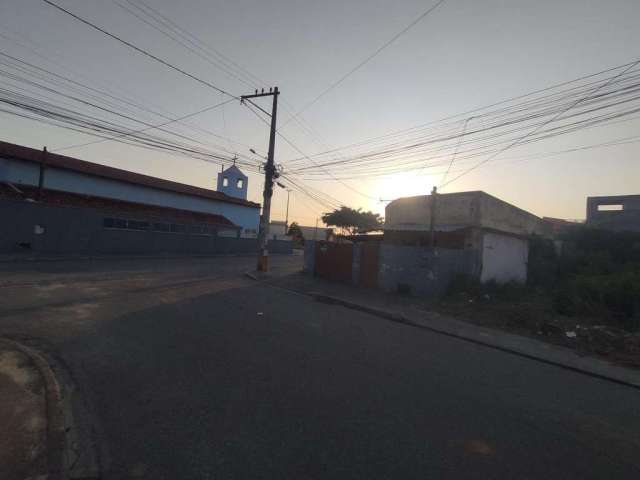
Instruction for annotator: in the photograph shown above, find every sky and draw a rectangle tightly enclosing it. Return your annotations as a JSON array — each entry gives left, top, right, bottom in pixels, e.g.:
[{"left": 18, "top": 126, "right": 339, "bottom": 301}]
[{"left": 1, "top": 0, "right": 639, "bottom": 225}]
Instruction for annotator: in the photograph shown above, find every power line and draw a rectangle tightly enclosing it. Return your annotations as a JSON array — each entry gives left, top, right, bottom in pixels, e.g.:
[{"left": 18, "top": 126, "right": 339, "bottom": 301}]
[
  {"left": 41, "top": 0, "right": 238, "bottom": 98},
  {"left": 130, "top": 0, "right": 266, "bottom": 88},
  {"left": 280, "top": 0, "right": 447, "bottom": 129},
  {"left": 0, "top": 87, "right": 263, "bottom": 169},
  {"left": 0, "top": 48, "right": 257, "bottom": 156},
  {"left": 0, "top": 28, "right": 257, "bottom": 152},
  {"left": 241, "top": 100, "right": 346, "bottom": 211},
  {"left": 440, "top": 59, "right": 640, "bottom": 188},
  {"left": 106, "top": 0, "right": 372, "bottom": 201},
  {"left": 439, "top": 116, "right": 470, "bottom": 188},
  {"left": 288, "top": 69, "right": 640, "bottom": 177},
  {"left": 285, "top": 58, "right": 640, "bottom": 164},
  {"left": 110, "top": 0, "right": 256, "bottom": 89},
  {"left": 53, "top": 98, "right": 235, "bottom": 152}
]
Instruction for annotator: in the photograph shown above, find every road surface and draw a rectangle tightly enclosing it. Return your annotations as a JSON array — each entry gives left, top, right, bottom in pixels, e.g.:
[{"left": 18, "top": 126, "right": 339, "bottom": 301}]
[{"left": 0, "top": 255, "right": 639, "bottom": 479}]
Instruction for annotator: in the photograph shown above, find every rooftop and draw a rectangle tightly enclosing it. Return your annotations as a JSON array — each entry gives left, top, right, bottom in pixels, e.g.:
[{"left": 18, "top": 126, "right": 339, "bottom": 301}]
[
  {"left": 0, "top": 140, "right": 260, "bottom": 209},
  {"left": 0, "top": 183, "right": 237, "bottom": 227},
  {"left": 386, "top": 190, "right": 545, "bottom": 236}
]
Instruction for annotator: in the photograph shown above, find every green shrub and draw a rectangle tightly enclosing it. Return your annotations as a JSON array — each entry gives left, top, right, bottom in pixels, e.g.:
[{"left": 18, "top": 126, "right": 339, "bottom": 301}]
[
  {"left": 527, "top": 235, "right": 558, "bottom": 287},
  {"left": 552, "top": 272, "right": 640, "bottom": 331}
]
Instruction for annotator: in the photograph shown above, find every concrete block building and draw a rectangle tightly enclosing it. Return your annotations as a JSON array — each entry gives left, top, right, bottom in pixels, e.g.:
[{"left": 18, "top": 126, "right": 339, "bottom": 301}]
[
  {"left": 384, "top": 191, "right": 545, "bottom": 286},
  {"left": 586, "top": 194, "right": 640, "bottom": 232}
]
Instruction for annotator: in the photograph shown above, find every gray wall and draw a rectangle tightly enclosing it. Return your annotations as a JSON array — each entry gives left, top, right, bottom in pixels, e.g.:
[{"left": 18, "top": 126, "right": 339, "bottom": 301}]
[
  {"left": 0, "top": 199, "right": 291, "bottom": 256},
  {"left": 303, "top": 241, "right": 316, "bottom": 273},
  {"left": 304, "top": 240, "right": 478, "bottom": 297},
  {"left": 378, "top": 245, "right": 478, "bottom": 296},
  {"left": 586, "top": 195, "right": 640, "bottom": 232}
]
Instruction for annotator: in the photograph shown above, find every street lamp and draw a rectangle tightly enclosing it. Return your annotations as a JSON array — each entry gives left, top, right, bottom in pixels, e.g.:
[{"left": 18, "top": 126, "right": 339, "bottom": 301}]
[{"left": 276, "top": 182, "right": 292, "bottom": 233}]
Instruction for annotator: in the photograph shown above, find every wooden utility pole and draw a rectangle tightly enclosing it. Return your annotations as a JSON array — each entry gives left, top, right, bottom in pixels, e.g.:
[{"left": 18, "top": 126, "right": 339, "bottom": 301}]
[{"left": 241, "top": 87, "right": 280, "bottom": 272}]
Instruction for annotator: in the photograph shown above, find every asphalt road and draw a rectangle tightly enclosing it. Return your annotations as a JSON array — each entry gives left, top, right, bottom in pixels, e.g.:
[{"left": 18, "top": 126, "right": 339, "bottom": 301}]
[{"left": 1, "top": 255, "right": 639, "bottom": 479}]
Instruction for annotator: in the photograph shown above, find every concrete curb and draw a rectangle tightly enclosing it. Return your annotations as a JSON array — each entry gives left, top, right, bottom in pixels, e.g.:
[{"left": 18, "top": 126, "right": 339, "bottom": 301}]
[
  {"left": 0, "top": 338, "right": 66, "bottom": 479},
  {"left": 310, "top": 293, "right": 640, "bottom": 390}
]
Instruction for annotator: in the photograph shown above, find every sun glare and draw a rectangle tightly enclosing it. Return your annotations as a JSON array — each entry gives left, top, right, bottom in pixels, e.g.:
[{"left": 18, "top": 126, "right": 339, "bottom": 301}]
[
  {"left": 365, "top": 171, "right": 439, "bottom": 216},
  {"left": 374, "top": 171, "right": 438, "bottom": 205}
]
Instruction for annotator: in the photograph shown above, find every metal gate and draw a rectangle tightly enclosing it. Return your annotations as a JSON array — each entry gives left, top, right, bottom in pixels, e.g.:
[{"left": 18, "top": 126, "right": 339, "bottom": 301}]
[
  {"left": 359, "top": 243, "right": 379, "bottom": 288},
  {"left": 315, "top": 242, "right": 353, "bottom": 283}
]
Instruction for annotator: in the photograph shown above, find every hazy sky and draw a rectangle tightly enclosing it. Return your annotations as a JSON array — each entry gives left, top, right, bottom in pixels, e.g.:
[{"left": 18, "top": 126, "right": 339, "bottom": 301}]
[{"left": 1, "top": 0, "right": 639, "bottom": 225}]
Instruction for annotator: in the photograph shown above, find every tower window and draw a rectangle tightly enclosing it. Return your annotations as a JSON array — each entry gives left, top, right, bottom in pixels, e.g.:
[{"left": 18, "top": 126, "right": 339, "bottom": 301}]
[
  {"left": 236, "top": 179, "right": 244, "bottom": 189},
  {"left": 222, "top": 177, "right": 229, "bottom": 187}
]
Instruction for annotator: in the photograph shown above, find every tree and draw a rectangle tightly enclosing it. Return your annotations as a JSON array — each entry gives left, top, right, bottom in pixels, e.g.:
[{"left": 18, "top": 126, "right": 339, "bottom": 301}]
[
  {"left": 321, "top": 207, "right": 383, "bottom": 236},
  {"left": 287, "top": 222, "right": 304, "bottom": 244}
]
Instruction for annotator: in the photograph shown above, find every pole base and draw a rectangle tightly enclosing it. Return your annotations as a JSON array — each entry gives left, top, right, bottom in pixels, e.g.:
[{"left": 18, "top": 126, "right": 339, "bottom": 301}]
[{"left": 257, "top": 255, "right": 269, "bottom": 272}]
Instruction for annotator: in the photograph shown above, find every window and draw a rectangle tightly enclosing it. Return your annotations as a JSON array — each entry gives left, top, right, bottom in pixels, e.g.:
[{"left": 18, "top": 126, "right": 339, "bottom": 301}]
[
  {"left": 189, "top": 224, "right": 209, "bottom": 235},
  {"left": 127, "top": 220, "right": 150, "bottom": 231},
  {"left": 171, "top": 223, "right": 186, "bottom": 233},
  {"left": 217, "top": 228, "right": 237, "bottom": 238},
  {"left": 104, "top": 218, "right": 148, "bottom": 230},
  {"left": 597, "top": 204, "right": 623, "bottom": 211},
  {"left": 236, "top": 178, "right": 244, "bottom": 189},
  {"left": 222, "top": 177, "right": 229, "bottom": 187},
  {"left": 153, "top": 222, "right": 171, "bottom": 232}
]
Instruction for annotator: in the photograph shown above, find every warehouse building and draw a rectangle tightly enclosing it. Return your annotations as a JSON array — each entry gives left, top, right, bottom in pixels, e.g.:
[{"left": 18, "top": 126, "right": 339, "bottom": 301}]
[{"left": 0, "top": 140, "right": 284, "bottom": 255}]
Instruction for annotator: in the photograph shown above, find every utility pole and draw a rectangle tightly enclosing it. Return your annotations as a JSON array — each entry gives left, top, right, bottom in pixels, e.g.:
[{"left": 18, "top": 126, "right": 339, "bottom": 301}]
[
  {"left": 276, "top": 182, "right": 292, "bottom": 234},
  {"left": 429, "top": 186, "right": 437, "bottom": 249},
  {"left": 284, "top": 188, "right": 291, "bottom": 233},
  {"left": 37, "top": 146, "right": 48, "bottom": 200},
  {"left": 241, "top": 87, "right": 279, "bottom": 272}
]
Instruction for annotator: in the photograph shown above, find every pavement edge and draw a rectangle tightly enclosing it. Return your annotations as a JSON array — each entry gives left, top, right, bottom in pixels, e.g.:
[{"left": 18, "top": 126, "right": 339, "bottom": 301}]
[
  {"left": 309, "top": 293, "right": 640, "bottom": 391},
  {"left": 0, "top": 337, "right": 66, "bottom": 479}
]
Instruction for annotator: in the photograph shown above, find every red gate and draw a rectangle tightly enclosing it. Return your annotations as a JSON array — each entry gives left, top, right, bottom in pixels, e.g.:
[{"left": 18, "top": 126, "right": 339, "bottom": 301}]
[
  {"left": 315, "top": 242, "right": 353, "bottom": 283},
  {"left": 360, "top": 243, "right": 379, "bottom": 288}
]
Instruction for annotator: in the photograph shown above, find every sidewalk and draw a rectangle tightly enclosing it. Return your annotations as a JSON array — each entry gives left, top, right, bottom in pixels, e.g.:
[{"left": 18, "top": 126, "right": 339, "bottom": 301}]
[
  {"left": 0, "top": 339, "right": 64, "bottom": 480},
  {"left": 269, "top": 273, "right": 640, "bottom": 389}
]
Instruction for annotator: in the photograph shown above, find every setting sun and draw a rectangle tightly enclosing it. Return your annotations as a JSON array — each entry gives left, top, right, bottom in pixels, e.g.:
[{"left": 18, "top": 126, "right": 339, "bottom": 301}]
[{"left": 370, "top": 171, "right": 440, "bottom": 215}]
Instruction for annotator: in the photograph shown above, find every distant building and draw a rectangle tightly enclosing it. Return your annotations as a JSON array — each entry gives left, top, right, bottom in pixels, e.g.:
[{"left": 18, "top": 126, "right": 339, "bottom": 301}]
[
  {"left": 385, "top": 191, "right": 545, "bottom": 284},
  {"left": 269, "top": 220, "right": 290, "bottom": 240},
  {"left": 298, "top": 225, "right": 334, "bottom": 242},
  {"left": 0, "top": 141, "right": 263, "bottom": 255},
  {"left": 586, "top": 195, "right": 640, "bottom": 232},
  {"left": 268, "top": 220, "right": 335, "bottom": 242}
]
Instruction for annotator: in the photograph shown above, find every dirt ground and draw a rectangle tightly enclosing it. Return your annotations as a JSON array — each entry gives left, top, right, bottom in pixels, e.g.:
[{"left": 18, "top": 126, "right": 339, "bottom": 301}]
[{"left": 435, "top": 291, "right": 640, "bottom": 369}]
